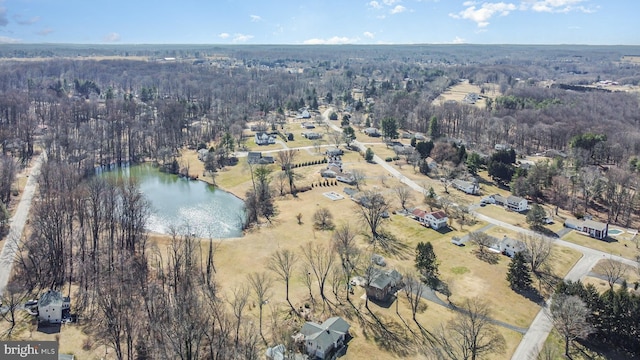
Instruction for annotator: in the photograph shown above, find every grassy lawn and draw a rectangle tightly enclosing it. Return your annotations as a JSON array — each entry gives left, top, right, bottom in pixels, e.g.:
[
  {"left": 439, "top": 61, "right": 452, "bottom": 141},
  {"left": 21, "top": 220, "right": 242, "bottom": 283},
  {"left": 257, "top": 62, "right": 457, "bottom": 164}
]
[
  {"left": 476, "top": 205, "right": 528, "bottom": 227},
  {"left": 561, "top": 231, "right": 639, "bottom": 260}
]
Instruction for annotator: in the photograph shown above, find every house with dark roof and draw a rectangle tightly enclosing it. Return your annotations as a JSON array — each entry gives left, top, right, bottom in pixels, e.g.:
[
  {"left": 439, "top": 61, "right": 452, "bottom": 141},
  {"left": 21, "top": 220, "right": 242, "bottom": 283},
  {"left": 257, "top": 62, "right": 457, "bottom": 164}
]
[
  {"left": 425, "top": 210, "right": 449, "bottom": 229},
  {"left": 365, "top": 268, "right": 404, "bottom": 301},
  {"left": 38, "top": 289, "right": 70, "bottom": 324},
  {"left": 299, "top": 317, "right": 350, "bottom": 360},
  {"left": 247, "top": 151, "right": 275, "bottom": 164},
  {"left": 564, "top": 218, "right": 609, "bottom": 240}
]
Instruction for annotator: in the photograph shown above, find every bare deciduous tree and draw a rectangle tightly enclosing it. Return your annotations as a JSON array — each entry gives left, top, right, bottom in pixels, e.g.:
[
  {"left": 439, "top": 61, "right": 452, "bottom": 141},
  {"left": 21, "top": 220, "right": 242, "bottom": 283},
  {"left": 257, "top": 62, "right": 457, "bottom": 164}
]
[
  {"left": 594, "top": 258, "right": 629, "bottom": 290},
  {"left": 247, "top": 272, "right": 272, "bottom": 339},
  {"left": 301, "top": 242, "right": 335, "bottom": 305},
  {"left": 433, "top": 298, "right": 506, "bottom": 360},
  {"left": 313, "top": 207, "right": 334, "bottom": 230},
  {"left": 403, "top": 272, "right": 424, "bottom": 322},
  {"left": 550, "top": 294, "right": 594, "bottom": 358},
  {"left": 520, "top": 233, "right": 552, "bottom": 275},
  {"left": 355, "top": 190, "right": 390, "bottom": 242},
  {"left": 332, "top": 223, "right": 360, "bottom": 302},
  {"left": 277, "top": 149, "right": 298, "bottom": 195},
  {"left": 267, "top": 249, "right": 298, "bottom": 313},
  {"left": 394, "top": 185, "right": 414, "bottom": 211}
]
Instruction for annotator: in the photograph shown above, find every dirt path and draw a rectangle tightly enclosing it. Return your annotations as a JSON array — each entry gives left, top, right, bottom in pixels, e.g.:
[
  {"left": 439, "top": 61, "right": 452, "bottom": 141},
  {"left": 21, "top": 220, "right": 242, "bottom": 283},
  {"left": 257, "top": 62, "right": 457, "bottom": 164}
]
[{"left": 0, "top": 152, "right": 46, "bottom": 296}]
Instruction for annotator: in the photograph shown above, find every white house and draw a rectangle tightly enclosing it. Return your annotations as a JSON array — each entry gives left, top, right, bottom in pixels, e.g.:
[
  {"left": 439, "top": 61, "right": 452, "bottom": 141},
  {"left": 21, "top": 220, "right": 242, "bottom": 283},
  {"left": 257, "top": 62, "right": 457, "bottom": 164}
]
[
  {"left": 425, "top": 210, "right": 449, "bottom": 230},
  {"left": 412, "top": 209, "right": 448, "bottom": 229},
  {"left": 499, "top": 236, "right": 527, "bottom": 257},
  {"left": 564, "top": 218, "right": 609, "bottom": 240},
  {"left": 299, "top": 317, "right": 350, "bottom": 360},
  {"left": 254, "top": 132, "right": 276, "bottom": 145},
  {"left": 363, "top": 127, "right": 380, "bottom": 137},
  {"left": 506, "top": 195, "right": 528, "bottom": 212},
  {"left": 38, "top": 289, "right": 70, "bottom": 324},
  {"left": 452, "top": 179, "right": 478, "bottom": 195}
]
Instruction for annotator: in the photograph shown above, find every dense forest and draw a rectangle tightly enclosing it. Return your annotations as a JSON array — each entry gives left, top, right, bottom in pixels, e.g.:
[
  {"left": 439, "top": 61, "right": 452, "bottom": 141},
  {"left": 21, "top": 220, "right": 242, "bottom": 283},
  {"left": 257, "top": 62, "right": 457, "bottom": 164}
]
[{"left": 0, "top": 44, "right": 639, "bottom": 358}]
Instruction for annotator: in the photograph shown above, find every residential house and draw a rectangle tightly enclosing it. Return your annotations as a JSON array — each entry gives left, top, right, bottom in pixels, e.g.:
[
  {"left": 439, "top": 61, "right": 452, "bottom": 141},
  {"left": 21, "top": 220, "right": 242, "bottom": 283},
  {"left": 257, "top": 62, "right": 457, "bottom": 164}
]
[
  {"left": 564, "top": 218, "right": 609, "bottom": 240},
  {"left": 255, "top": 132, "right": 276, "bottom": 145},
  {"left": 411, "top": 208, "right": 429, "bottom": 225},
  {"left": 494, "top": 143, "right": 511, "bottom": 151},
  {"left": 363, "top": 127, "right": 380, "bottom": 137},
  {"left": 425, "top": 210, "right": 449, "bottom": 230},
  {"left": 325, "top": 148, "right": 344, "bottom": 157},
  {"left": 247, "top": 152, "right": 275, "bottom": 164},
  {"left": 265, "top": 344, "right": 286, "bottom": 360},
  {"left": 321, "top": 165, "right": 341, "bottom": 178},
  {"left": 197, "top": 148, "right": 209, "bottom": 161},
  {"left": 302, "top": 132, "right": 322, "bottom": 140},
  {"left": 365, "top": 268, "right": 404, "bottom": 301},
  {"left": 499, "top": 236, "right": 527, "bottom": 257},
  {"left": 506, "top": 195, "right": 528, "bottom": 212},
  {"left": 452, "top": 179, "right": 478, "bottom": 195},
  {"left": 301, "top": 121, "right": 316, "bottom": 129},
  {"left": 336, "top": 172, "right": 355, "bottom": 185},
  {"left": 38, "top": 289, "right": 70, "bottom": 324},
  {"left": 299, "top": 317, "right": 350, "bottom": 360},
  {"left": 296, "top": 110, "right": 311, "bottom": 119},
  {"left": 412, "top": 209, "right": 448, "bottom": 229},
  {"left": 425, "top": 157, "right": 438, "bottom": 171}
]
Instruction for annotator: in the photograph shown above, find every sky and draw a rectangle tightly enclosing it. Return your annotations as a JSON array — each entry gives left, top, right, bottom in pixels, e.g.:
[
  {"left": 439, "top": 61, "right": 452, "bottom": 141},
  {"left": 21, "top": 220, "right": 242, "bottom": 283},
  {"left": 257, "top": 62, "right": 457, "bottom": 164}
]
[{"left": 0, "top": 0, "right": 637, "bottom": 45}]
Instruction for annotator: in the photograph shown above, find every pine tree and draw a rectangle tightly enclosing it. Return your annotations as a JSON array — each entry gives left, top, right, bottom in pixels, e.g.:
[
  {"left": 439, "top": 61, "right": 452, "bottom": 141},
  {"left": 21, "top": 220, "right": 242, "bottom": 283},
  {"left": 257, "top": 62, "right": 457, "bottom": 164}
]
[
  {"left": 507, "top": 252, "right": 532, "bottom": 291},
  {"left": 415, "top": 241, "right": 439, "bottom": 288}
]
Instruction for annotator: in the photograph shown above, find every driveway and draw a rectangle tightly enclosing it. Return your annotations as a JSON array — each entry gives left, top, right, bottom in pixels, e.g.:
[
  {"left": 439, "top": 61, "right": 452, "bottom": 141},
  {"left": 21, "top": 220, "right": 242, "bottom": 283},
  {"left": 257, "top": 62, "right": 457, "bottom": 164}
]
[{"left": 0, "top": 152, "right": 46, "bottom": 296}]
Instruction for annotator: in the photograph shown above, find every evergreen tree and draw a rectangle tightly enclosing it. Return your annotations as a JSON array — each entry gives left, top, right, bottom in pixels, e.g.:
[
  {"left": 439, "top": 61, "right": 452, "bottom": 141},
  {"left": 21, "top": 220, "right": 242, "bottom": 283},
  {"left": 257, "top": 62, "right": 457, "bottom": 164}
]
[
  {"left": 415, "top": 241, "right": 439, "bottom": 288},
  {"left": 507, "top": 252, "right": 532, "bottom": 291},
  {"left": 428, "top": 116, "right": 440, "bottom": 139}
]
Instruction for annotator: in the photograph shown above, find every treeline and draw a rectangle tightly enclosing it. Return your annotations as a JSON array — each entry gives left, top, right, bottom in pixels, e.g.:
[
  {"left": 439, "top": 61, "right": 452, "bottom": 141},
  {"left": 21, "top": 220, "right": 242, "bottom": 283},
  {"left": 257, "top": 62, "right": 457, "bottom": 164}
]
[
  {"left": 556, "top": 280, "right": 640, "bottom": 356},
  {"left": 6, "top": 160, "right": 262, "bottom": 358}
]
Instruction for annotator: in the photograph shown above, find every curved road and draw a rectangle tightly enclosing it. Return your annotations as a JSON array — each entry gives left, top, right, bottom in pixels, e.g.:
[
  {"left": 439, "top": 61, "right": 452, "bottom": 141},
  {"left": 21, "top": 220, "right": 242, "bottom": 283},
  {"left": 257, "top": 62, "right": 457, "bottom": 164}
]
[{"left": 0, "top": 152, "right": 46, "bottom": 296}]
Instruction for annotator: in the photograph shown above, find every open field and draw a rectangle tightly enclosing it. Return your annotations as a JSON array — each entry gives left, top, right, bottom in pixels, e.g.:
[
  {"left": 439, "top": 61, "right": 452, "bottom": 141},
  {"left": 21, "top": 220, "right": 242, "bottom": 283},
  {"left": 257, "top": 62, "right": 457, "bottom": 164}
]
[
  {"left": 561, "top": 231, "right": 639, "bottom": 261},
  {"left": 432, "top": 80, "right": 501, "bottom": 109}
]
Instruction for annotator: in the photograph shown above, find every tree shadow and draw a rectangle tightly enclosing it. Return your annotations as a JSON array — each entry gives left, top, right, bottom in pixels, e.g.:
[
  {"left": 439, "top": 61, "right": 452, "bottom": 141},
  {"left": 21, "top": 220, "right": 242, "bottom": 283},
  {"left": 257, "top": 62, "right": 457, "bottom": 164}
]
[
  {"left": 531, "top": 225, "right": 560, "bottom": 238},
  {"left": 473, "top": 249, "right": 500, "bottom": 264},
  {"left": 361, "top": 310, "right": 416, "bottom": 357},
  {"left": 374, "top": 231, "right": 411, "bottom": 259},
  {"left": 514, "top": 286, "right": 545, "bottom": 305}
]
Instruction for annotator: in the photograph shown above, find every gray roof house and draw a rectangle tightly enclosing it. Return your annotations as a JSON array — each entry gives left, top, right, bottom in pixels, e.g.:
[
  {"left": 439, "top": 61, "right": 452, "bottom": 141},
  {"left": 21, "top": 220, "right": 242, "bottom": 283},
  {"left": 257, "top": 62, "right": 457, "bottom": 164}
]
[
  {"left": 365, "top": 268, "right": 404, "bottom": 301},
  {"left": 255, "top": 132, "right": 276, "bottom": 145},
  {"left": 299, "top": 317, "right": 350, "bottom": 360},
  {"left": 38, "top": 289, "right": 70, "bottom": 324}
]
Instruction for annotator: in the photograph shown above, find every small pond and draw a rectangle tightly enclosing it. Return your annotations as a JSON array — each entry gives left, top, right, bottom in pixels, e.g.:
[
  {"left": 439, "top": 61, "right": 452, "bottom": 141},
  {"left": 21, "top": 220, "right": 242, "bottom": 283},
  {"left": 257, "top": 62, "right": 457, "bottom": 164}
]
[{"left": 101, "top": 164, "right": 245, "bottom": 238}]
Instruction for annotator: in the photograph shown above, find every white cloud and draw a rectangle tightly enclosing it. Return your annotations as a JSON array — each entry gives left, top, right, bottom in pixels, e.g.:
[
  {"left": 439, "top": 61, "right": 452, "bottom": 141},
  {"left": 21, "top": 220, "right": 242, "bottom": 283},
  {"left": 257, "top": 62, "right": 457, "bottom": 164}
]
[
  {"left": 303, "top": 36, "right": 358, "bottom": 45},
  {"left": 383, "top": 0, "right": 400, "bottom": 5},
  {"left": 218, "top": 32, "right": 230, "bottom": 39},
  {"left": 452, "top": 36, "right": 466, "bottom": 44},
  {"left": 0, "top": 35, "right": 20, "bottom": 43},
  {"left": 390, "top": 5, "right": 406, "bottom": 14},
  {"left": 250, "top": 14, "right": 261, "bottom": 22},
  {"left": 521, "top": 0, "right": 591, "bottom": 13},
  {"left": 363, "top": 31, "right": 375, "bottom": 39},
  {"left": 233, "top": 33, "right": 254, "bottom": 42},
  {"left": 368, "top": 1, "right": 382, "bottom": 9},
  {"left": 450, "top": 2, "right": 517, "bottom": 28},
  {"left": 103, "top": 32, "right": 121, "bottom": 43}
]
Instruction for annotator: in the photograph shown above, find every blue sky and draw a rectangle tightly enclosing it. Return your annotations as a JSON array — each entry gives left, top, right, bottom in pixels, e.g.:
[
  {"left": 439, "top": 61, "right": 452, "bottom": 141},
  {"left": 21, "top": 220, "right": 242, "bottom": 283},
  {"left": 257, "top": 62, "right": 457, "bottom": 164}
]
[{"left": 0, "top": 0, "right": 636, "bottom": 45}]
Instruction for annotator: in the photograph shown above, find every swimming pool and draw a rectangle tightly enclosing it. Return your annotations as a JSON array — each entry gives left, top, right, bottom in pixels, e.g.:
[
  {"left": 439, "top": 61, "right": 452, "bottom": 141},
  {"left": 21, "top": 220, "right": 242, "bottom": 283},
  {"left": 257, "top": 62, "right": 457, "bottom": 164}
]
[{"left": 608, "top": 229, "right": 623, "bottom": 236}]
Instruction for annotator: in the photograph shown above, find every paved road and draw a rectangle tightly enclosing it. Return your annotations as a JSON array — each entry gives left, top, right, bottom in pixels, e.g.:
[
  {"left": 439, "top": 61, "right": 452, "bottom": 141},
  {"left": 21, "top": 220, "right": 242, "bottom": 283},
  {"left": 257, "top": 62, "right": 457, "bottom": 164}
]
[{"left": 0, "top": 152, "right": 46, "bottom": 296}]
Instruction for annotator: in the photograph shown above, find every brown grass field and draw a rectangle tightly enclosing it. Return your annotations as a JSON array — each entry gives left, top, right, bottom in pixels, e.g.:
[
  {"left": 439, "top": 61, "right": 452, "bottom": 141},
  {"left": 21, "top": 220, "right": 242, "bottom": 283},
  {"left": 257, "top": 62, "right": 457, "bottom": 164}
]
[
  {"left": 2, "top": 141, "right": 585, "bottom": 359},
  {"left": 432, "top": 80, "right": 501, "bottom": 109}
]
